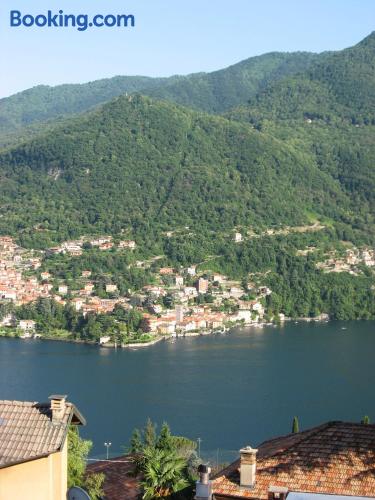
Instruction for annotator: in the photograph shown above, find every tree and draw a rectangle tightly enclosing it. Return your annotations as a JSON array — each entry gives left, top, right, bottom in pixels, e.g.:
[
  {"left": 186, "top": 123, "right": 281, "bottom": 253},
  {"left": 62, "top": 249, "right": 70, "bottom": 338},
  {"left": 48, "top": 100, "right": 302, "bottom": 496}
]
[
  {"left": 128, "top": 420, "right": 196, "bottom": 499},
  {"left": 156, "top": 422, "right": 173, "bottom": 451},
  {"left": 144, "top": 418, "right": 157, "bottom": 448},
  {"left": 292, "top": 416, "right": 299, "bottom": 433},
  {"left": 362, "top": 415, "right": 371, "bottom": 425},
  {"left": 140, "top": 447, "right": 189, "bottom": 500},
  {"left": 130, "top": 428, "right": 143, "bottom": 453},
  {"left": 67, "top": 427, "right": 104, "bottom": 500}
]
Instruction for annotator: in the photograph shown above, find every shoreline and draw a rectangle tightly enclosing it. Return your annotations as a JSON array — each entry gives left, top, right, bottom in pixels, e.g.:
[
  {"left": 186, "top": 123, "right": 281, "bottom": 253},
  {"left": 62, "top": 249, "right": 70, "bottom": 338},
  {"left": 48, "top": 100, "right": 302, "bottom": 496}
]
[{"left": 0, "top": 315, "right": 332, "bottom": 349}]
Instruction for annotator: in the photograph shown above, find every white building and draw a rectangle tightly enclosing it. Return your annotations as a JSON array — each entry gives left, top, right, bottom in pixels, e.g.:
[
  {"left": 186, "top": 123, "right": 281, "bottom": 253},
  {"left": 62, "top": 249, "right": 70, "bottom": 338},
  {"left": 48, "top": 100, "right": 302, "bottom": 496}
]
[
  {"left": 175, "top": 305, "right": 184, "bottom": 323},
  {"left": 119, "top": 240, "right": 136, "bottom": 250},
  {"left": 187, "top": 266, "right": 196, "bottom": 276},
  {"left": 175, "top": 276, "right": 184, "bottom": 287},
  {"left": 184, "top": 287, "right": 198, "bottom": 298},
  {"left": 19, "top": 320, "right": 36, "bottom": 332}
]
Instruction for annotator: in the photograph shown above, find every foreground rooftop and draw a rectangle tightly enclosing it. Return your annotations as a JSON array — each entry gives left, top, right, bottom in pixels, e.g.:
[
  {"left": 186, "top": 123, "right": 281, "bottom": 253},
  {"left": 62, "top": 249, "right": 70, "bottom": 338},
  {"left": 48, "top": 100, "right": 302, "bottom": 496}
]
[
  {"left": 0, "top": 396, "right": 85, "bottom": 468},
  {"left": 213, "top": 421, "right": 375, "bottom": 499}
]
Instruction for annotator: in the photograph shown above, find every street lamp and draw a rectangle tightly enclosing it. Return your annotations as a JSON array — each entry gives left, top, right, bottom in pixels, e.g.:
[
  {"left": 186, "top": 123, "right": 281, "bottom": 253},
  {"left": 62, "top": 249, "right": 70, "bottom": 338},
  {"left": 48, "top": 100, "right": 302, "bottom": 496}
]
[
  {"left": 197, "top": 438, "right": 202, "bottom": 459},
  {"left": 104, "top": 442, "right": 112, "bottom": 460}
]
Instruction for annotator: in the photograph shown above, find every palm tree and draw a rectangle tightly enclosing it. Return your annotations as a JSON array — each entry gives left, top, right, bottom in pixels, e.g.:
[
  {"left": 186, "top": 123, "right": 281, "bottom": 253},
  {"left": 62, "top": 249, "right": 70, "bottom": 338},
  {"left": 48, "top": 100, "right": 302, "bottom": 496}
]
[{"left": 141, "top": 447, "right": 189, "bottom": 499}]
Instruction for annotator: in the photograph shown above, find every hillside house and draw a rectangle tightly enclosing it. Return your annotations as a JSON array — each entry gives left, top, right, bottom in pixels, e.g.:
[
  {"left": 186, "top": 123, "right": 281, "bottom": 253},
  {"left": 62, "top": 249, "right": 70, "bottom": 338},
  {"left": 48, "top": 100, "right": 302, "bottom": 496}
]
[
  {"left": 175, "top": 275, "right": 184, "bottom": 287},
  {"left": 90, "top": 236, "right": 112, "bottom": 247},
  {"left": 0, "top": 287, "right": 17, "bottom": 301},
  {"left": 0, "top": 314, "right": 16, "bottom": 327},
  {"left": 99, "top": 242, "right": 114, "bottom": 251},
  {"left": 213, "top": 274, "right": 225, "bottom": 284},
  {"left": 71, "top": 298, "right": 84, "bottom": 311},
  {"left": 119, "top": 240, "right": 136, "bottom": 250},
  {"left": 187, "top": 266, "right": 196, "bottom": 276},
  {"left": 196, "top": 278, "right": 209, "bottom": 294},
  {"left": 184, "top": 286, "right": 198, "bottom": 298},
  {"left": 19, "top": 320, "right": 36, "bottom": 332},
  {"left": 0, "top": 395, "right": 85, "bottom": 500},
  {"left": 84, "top": 283, "right": 95, "bottom": 293},
  {"left": 58, "top": 285, "right": 68, "bottom": 295},
  {"left": 159, "top": 267, "right": 175, "bottom": 276}
]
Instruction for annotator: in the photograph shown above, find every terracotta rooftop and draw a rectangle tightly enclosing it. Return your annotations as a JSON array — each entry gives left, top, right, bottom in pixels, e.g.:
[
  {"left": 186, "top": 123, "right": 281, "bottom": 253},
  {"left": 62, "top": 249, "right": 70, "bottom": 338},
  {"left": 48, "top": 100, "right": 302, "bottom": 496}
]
[
  {"left": 86, "top": 455, "right": 142, "bottom": 500},
  {"left": 213, "top": 421, "right": 375, "bottom": 499},
  {"left": 0, "top": 397, "right": 85, "bottom": 468}
]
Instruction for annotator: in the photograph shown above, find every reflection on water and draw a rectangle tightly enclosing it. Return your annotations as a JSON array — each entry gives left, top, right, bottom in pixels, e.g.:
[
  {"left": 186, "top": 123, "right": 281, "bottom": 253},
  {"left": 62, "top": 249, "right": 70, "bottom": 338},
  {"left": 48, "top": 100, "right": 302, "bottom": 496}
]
[{"left": 0, "top": 321, "right": 374, "bottom": 458}]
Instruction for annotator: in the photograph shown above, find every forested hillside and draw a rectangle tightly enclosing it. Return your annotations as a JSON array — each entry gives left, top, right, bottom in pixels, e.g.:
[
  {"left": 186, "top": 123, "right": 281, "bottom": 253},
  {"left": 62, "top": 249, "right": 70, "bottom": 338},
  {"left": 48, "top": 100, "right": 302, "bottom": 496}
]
[
  {"left": 229, "top": 32, "right": 375, "bottom": 124},
  {"left": 0, "top": 94, "right": 358, "bottom": 248},
  {"left": 0, "top": 51, "right": 319, "bottom": 146},
  {"left": 0, "top": 75, "right": 172, "bottom": 145},
  {"left": 144, "top": 51, "right": 320, "bottom": 113},
  {"left": 225, "top": 33, "right": 375, "bottom": 240}
]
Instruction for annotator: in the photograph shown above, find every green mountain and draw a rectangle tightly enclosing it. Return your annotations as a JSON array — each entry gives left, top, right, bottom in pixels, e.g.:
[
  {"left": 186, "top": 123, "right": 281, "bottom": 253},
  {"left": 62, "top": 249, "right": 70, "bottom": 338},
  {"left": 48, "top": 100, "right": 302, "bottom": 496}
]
[
  {"left": 226, "top": 32, "right": 375, "bottom": 235},
  {"left": 0, "top": 94, "right": 355, "bottom": 247},
  {"left": 0, "top": 51, "right": 319, "bottom": 146},
  {"left": 0, "top": 76, "right": 172, "bottom": 145},
  {"left": 144, "top": 52, "right": 320, "bottom": 113},
  {"left": 230, "top": 32, "right": 375, "bottom": 124}
]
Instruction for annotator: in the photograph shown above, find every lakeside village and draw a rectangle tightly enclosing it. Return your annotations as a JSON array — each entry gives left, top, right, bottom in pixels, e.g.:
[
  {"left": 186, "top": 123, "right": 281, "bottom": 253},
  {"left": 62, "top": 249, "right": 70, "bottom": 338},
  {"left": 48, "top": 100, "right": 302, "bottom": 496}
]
[{"left": 0, "top": 234, "right": 374, "bottom": 347}]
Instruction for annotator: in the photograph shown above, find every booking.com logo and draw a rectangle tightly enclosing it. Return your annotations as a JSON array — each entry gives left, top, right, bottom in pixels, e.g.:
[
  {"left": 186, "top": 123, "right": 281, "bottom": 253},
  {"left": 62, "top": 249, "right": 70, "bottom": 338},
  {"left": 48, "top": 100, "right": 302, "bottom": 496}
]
[{"left": 10, "top": 10, "right": 135, "bottom": 31}]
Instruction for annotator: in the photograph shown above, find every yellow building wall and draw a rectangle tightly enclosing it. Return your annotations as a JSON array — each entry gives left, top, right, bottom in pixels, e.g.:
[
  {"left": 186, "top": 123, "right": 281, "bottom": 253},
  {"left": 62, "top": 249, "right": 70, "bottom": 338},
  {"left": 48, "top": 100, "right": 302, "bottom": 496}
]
[{"left": 0, "top": 441, "right": 68, "bottom": 500}]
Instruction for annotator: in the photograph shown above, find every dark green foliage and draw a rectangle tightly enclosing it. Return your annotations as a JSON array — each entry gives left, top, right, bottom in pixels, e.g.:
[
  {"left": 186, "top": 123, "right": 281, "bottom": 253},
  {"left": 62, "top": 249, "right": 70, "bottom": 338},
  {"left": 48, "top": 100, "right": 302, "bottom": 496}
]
[
  {"left": 146, "top": 52, "right": 319, "bottom": 113},
  {"left": 0, "top": 95, "right": 360, "bottom": 245},
  {"left": 231, "top": 32, "right": 375, "bottom": 125},
  {"left": 14, "top": 298, "right": 145, "bottom": 341},
  {"left": 0, "top": 75, "right": 173, "bottom": 145},
  {"left": 0, "top": 51, "right": 318, "bottom": 146},
  {"left": 130, "top": 428, "right": 143, "bottom": 454},
  {"left": 144, "top": 418, "right": 157, "bottom": 448},
  {"left": 128, "top": 420, "right": 197, "bottom": 499},
  {"left": 41, "top": 249, "right": 155, "bottom": 294},
  {"left": 68, "top": 427, "right": 105, "bottom": 500}
]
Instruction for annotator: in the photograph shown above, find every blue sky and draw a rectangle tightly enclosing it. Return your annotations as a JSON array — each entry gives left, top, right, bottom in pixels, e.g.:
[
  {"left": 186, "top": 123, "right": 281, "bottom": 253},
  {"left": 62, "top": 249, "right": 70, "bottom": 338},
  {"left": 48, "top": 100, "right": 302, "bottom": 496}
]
[{"left": 1, "top": 0, "right": 374, "bottom": 98}]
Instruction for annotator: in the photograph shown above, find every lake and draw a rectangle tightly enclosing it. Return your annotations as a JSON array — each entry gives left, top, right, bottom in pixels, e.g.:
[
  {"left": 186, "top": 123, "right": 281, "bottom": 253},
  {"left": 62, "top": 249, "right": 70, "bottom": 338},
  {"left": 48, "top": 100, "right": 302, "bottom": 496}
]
[{"left": 0, "top": 321, "right": 374, "bottom": 464}]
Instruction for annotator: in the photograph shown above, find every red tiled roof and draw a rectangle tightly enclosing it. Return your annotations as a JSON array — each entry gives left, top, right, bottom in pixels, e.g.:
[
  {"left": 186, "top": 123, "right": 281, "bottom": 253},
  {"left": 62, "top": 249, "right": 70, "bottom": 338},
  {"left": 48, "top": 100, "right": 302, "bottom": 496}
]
[
  {"left": 0, "top": 398, "right": 85, "bottom": 468},
  {"left": 86, "top": 455, "right": 142, "bottom": 500},
  {"left": 213, "top": 422, "right": 375, "bottom": 499}
]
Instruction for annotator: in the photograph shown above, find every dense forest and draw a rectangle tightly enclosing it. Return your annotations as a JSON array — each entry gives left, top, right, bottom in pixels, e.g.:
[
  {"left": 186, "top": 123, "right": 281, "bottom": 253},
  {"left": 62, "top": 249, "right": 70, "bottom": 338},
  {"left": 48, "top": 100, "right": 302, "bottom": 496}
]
[{"left": 0, "top": 51, "right": 320, "bottom": 146}]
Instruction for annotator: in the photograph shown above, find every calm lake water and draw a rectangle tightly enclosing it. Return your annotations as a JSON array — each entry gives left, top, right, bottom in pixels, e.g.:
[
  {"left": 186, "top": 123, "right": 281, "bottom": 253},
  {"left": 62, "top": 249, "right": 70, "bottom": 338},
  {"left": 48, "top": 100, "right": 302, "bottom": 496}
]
[{"left": 1, "top": 321, "right": 374, "bottom": 462}]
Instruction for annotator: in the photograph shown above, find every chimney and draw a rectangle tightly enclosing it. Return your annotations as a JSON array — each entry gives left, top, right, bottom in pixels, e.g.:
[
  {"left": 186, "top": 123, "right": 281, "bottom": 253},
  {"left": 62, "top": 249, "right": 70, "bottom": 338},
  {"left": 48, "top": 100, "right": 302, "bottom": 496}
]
[
  {"left": 268, "top": 485, "right": 289, "bottom": 500},
  {"left": 195, "top": 464, "right": 213, "bottom": 500},
  {"left": 239, "top": 446, "right": 258, "bottom": 488},
  {"left": 49, "top": 394, "right": 67, "bottom": 423}
]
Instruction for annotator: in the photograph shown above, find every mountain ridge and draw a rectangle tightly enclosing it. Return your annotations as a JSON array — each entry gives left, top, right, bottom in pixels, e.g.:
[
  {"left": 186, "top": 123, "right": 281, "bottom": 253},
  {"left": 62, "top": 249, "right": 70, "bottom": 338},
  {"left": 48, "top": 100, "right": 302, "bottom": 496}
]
[{"left": 0, "top": 51, "right": 320, "bottom": 146}]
